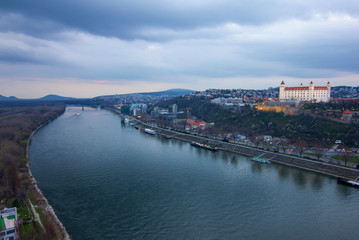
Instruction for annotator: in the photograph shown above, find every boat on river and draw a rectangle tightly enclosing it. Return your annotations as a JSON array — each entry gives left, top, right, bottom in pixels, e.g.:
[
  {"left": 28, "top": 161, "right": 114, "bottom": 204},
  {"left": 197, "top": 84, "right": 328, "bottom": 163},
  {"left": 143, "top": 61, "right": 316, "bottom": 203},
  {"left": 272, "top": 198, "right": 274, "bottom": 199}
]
[
  {"left": 251, "top": 153, "right": 271, "bottom": 163},
  {"left": 251, "top": 157, "right": 271, "bottom": 163},
  {"left": 191, "top": 141, "right": 218, "bottom": 151},
  {"left": 337, "top": 177, "right": 359, "bottom": 188},
  {"left": 144, "top": 129, "right": 156, "bottom": 135}
]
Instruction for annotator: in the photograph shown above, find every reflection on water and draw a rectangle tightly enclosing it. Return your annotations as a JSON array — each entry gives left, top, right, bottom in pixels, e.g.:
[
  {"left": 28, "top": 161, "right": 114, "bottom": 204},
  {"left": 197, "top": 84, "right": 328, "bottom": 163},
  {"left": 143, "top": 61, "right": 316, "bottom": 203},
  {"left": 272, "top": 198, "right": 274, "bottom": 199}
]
[
  {"left": 29, "top": 107, "right": 359, "bottom": 240},
  {"left": 336, "top": 183, "right": 357, "bottom": 198},
  {"left": 293, "top": 170, "right": 307, "bottom": 188},
  {"left": 310, "top": 175, "right": 324, "bottom": 190},
  {"left": 251, "top": 161, "right": 264, "bottom": 174},
  {"left": 277, "top": 165, "right": 290, "bottom": 180},
  {"left": 230, "top": 156, "right": 238, "bottom": 166}
]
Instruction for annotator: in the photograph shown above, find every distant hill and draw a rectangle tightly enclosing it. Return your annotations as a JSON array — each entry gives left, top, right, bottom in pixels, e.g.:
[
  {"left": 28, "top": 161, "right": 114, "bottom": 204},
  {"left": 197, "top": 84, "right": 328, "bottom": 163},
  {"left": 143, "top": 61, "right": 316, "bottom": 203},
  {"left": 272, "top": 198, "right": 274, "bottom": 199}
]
[
  {"left": 0, "top": 94, "right": 80, "bottom": 101},
  {"left": 137, "top": 89, "right": 194, "bottom": 97},
  {"left": 94, "top": 88, "right": 195, "bottom": 102},
  {"left": 0, "top": 95, "right": 19, "bottom": 101},
  {"left": 1, "top": 89, "right": 194, "bottom": 102},
  {"left": 39, "top": 94, "right": 78, "bottom": 101}
]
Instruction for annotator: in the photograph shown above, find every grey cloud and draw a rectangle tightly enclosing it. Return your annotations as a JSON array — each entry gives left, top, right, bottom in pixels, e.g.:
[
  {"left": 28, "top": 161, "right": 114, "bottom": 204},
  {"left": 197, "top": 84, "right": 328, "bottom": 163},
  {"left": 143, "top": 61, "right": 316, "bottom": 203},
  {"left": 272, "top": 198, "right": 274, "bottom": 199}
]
[
  {"left": 1, "top": 0, "right": 359, "bottom": 40},
  {"left": 0, "top": 0, "right": 359, "bottom": 84},
  {"left": 0, "top": 12, "right": 67, "bottom": 40}
]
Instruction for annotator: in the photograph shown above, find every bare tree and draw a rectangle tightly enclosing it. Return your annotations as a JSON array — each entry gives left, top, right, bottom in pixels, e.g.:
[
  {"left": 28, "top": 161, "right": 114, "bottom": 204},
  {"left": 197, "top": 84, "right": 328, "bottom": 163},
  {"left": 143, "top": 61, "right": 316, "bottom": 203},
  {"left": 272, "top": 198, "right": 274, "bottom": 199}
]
[
  {"left": 340, "top": 148, "right": 353, "bottom": 167},
  {"left": 251, "top": 135, "right": 262, "bottom": 148},
  {"left": 295, "top": 138, "right": 307, "bottom": 157},
  {"left": 313, "top": 145, "right": 325, "bottom": 161},
  {"left": 280, "top": 140, "right": 289, "bottom": 154}
]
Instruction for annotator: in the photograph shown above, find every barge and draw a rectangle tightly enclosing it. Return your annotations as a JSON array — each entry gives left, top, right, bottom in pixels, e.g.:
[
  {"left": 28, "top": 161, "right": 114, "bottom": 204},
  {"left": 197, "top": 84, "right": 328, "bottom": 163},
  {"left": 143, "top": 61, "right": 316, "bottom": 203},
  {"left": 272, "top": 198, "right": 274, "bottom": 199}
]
[{"left": 191, "top": 141, "right": 218, "bottom": 151}]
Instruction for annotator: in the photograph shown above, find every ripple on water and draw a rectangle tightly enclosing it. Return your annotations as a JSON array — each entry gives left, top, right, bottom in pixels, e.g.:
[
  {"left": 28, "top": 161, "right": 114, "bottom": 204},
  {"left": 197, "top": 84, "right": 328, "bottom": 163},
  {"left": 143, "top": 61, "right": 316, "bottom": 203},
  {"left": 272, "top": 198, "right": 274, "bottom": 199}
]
[{"left": 29, "top": 107, "right": 359, "bottom": 240}]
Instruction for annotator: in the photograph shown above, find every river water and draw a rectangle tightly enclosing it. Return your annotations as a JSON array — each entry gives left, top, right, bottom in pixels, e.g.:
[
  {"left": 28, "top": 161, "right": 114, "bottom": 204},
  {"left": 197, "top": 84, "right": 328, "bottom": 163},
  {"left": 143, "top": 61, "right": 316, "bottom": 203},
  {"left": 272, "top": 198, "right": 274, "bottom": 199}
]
[{"left": 29, "top": 106, "right": 359, "bottom": 240}]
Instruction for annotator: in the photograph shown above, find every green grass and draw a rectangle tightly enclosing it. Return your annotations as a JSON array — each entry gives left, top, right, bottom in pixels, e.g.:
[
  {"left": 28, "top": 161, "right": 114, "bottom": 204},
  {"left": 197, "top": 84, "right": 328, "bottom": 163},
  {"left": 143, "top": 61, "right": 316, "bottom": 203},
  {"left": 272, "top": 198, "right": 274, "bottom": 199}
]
[
  {"left": 21, "top": 221, "right": 41, "bottom": 239},
  {"left": 333, "top": 155, "right": 359, "bottom": 164},
  {"left": 17, "top": 203, "right": 32, "bottom": 220},
  {"left": 35, "top": 207, "right": 45, "bottom": 223}
]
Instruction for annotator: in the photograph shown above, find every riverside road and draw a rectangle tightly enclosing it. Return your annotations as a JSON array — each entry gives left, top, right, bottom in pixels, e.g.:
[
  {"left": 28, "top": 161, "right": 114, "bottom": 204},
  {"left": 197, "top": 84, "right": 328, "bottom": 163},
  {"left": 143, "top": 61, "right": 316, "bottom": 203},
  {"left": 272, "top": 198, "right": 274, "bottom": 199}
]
[{"left": 114, "top": 110, "right": 359, "bottom": 181}]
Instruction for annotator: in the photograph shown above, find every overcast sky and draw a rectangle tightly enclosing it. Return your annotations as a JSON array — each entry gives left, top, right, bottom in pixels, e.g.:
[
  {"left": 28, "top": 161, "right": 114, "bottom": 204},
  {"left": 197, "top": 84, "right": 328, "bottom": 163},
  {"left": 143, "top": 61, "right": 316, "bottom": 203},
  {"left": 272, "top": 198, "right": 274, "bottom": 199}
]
[{"left": 1, "top": 0, "right": 359, "bottom": 98}]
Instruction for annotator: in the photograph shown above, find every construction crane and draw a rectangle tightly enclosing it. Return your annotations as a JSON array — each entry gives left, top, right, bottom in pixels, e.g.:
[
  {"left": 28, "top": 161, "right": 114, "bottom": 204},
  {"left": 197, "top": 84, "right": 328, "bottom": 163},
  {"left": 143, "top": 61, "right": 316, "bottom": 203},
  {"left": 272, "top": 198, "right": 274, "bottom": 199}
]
[{"left": 186, "top": 108, "right": 191, "bottom": 120}]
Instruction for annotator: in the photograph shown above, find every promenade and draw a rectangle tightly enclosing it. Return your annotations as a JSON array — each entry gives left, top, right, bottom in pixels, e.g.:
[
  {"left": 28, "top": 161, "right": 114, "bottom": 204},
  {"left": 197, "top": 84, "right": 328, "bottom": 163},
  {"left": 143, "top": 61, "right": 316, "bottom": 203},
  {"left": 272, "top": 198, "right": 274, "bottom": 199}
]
[{"left": 112, "top": 110, "right": 359, "bottom": 181}]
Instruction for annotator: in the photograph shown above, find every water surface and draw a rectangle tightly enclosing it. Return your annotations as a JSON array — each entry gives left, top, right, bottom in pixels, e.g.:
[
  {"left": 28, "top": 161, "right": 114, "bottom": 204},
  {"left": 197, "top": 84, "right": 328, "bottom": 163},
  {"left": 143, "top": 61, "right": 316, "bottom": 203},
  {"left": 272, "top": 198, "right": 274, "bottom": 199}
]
[{"left": 29, "top": 107, "right": 359, "bottom": 240}]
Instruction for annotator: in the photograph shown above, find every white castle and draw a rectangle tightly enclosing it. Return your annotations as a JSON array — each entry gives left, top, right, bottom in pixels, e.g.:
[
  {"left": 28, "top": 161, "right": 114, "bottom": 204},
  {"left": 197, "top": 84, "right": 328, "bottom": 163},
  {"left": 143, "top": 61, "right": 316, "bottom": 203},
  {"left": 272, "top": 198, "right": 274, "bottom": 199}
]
[{"left": 279, "top": 81, "right": 331, "bottom": 102}]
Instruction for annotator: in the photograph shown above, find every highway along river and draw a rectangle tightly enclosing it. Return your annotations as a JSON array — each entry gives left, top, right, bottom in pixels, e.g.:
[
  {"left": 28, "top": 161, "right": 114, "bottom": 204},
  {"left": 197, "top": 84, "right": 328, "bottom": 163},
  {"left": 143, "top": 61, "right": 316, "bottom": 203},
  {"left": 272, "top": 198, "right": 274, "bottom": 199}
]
[{"left": 29, "top": 106, "right": 359, "bottom": 240}]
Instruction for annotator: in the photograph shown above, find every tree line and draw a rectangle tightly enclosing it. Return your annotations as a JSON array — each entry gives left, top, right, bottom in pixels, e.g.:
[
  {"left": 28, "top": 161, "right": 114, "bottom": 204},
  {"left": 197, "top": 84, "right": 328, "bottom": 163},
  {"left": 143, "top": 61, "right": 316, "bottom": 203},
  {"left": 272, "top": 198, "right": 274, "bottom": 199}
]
[{"left": 0, "top": 101, "right": 65, "bottom": 239}]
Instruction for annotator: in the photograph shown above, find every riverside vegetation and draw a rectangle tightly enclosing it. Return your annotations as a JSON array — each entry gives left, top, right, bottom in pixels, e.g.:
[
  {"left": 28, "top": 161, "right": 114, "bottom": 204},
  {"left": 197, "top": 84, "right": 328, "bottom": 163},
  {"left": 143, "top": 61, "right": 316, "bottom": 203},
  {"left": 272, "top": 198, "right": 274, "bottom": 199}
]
[
  {"left": 0, "top": 101, "right": 65, "bottom": 239},
  {"left": 155, "top": 96, "right": 359, "bottom": 147}
]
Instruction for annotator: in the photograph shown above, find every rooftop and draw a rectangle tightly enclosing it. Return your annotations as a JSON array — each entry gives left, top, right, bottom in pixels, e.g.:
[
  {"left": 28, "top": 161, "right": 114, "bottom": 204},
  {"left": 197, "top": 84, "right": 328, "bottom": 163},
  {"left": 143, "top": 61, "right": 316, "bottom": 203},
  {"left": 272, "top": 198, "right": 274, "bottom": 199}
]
[{"left": 0, "top": 207, "right": 17, "bottom": 231}]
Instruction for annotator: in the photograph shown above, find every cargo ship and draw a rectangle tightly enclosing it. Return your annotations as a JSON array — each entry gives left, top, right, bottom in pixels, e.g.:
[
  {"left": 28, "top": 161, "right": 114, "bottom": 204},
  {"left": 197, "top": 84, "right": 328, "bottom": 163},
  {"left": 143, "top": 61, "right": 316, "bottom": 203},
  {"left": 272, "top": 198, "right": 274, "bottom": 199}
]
[{"left": 190, "top": 141, "right": 218, "bottom": 151}]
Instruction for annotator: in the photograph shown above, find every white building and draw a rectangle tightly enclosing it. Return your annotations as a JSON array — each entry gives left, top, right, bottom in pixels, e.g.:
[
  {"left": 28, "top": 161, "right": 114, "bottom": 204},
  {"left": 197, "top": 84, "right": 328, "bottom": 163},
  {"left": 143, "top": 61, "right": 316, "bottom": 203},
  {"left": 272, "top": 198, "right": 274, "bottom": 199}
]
[
  {"left": 0, "top": 207, "right": 17, "bottom": 240},
  {"left": 172, "top": 104, "right": 178, "bottom": 113},
  {"left": 211, "top": 97, "right": 243, "bottom": 106},
  {"left": 279, "top": 81, "right": 331, "bottom": 102}
]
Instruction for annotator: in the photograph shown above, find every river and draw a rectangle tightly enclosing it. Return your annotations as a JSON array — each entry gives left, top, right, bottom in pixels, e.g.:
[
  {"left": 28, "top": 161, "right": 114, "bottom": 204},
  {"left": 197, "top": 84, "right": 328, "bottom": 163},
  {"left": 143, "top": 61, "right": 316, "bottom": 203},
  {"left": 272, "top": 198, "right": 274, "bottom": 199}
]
[{"left": 29, "top": 106, "right": 359, "bottom": 240}]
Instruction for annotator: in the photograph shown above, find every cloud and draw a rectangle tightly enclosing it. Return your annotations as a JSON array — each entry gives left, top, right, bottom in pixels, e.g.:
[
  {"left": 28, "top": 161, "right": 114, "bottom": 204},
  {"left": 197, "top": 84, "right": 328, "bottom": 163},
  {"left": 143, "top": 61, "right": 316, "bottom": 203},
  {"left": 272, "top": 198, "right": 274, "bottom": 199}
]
[
  {"left": 0, "top": 1, "right": 358, "bottom": 97},
  {"left": 2, "top": 0, "right": 359, "bottom": 40}
]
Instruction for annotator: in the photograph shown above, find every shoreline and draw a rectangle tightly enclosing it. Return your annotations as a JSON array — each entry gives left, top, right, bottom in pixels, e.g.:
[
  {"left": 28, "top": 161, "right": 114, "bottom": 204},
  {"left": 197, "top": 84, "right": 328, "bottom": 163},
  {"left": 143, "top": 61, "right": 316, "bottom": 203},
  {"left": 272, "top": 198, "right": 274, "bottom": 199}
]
[
  {"left": 112, "top": 110, "right": 359, "bottom": 181},
  {"left": 26, "top": 112, "right": 71, "bottom": 240}
]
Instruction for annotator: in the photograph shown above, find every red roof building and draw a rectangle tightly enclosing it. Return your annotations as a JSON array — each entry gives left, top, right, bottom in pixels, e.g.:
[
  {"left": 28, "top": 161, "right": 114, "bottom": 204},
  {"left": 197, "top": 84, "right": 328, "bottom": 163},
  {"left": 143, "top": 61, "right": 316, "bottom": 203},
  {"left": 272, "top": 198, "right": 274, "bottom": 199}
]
[
  {"left": 342, "top": 110, "right": 353, "bottom": 122},
  {"left": 186, "top": 119, "right": 206, "bottom": 129}
]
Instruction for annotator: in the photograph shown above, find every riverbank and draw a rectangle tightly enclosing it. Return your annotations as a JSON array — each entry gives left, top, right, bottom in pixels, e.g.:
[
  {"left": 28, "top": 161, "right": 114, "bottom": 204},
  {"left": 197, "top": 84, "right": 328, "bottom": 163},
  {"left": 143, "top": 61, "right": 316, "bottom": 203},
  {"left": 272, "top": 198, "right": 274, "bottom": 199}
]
[
  {"left": 112, "top": 110, "right": 359, "bottom": 181},
  {"left": 27, "top": 115, "right": 71, "bottom": 240},
  {"left": 0, "top": 102, "right": 69, "bottom": 239}
]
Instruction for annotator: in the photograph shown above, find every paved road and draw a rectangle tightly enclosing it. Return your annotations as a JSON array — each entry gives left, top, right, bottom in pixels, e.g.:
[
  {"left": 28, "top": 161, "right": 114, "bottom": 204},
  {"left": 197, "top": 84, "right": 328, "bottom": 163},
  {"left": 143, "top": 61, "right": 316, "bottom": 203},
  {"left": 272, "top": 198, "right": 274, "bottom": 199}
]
[{"left": 113, "top": 110, "right": 359, "bottom": 179}]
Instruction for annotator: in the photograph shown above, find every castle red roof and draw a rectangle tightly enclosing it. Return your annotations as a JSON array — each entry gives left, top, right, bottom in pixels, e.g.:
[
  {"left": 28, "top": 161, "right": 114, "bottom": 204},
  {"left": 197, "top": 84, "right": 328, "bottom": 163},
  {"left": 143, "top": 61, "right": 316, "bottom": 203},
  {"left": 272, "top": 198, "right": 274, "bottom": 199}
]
[
  {"left": 343, "top": 110, "right": 352, "bottom": 114},
  {"left": 284, "top": 86, "right": 328, "bottom": 91},
  {"left": 285, "top": 87, "right": 309, "bottom": 91},
  {"left": 314, "top": 86, "right": 328, "bottom": 90},
  {"left": 281, "top": 81, "right": 285, "bottom": 85}
]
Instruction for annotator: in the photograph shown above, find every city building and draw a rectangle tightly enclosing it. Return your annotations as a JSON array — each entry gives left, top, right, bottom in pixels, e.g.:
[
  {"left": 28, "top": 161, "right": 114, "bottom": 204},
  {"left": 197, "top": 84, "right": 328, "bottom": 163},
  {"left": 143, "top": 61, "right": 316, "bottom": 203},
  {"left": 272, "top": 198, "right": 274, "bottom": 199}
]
[
  {"left": 211, "top": 97, "right": 243, "bottom": 106},
  {"left": 172, "top": 104, "right": 178, "bottom": 113},
  {"left": 342, "top": 110, "right": 353, "bottom": 122},
  {"left": 130, "top": 103, "right": 147, "bottom": 116},
  {"left": 186, "top": 119, "right": 206, "bottom": 130},
  {"left": 256, "top": 100, "right": 297, "bottom": 115},
  {"left": 0, "top": 207, "right": 17, "bottom": 240},
  {"left": 279, "top": 81, "right": 331, "bottom": 102}
]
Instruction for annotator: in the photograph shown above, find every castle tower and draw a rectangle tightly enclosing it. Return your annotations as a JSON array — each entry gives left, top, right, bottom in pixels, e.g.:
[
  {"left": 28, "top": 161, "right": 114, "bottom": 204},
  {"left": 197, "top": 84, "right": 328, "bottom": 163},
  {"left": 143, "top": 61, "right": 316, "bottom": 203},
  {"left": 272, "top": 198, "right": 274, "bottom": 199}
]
[
  {"left": 326, "top": 81, "right": 331, "bottom": 102},
  {"left": 279, "top": 81, "right": 285, "bottom": 101},
  {"left": 309, "top": 81, "right": 314, "bottom": 101}
]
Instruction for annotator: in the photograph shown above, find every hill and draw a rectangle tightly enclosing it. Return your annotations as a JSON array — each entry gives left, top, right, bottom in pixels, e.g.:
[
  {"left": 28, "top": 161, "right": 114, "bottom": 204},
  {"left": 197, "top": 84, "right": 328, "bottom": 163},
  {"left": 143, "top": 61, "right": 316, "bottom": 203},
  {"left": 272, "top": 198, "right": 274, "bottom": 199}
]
[
  {"left": 94, "top": 88, "right": 194, "bottom": 102},
  {"left": 0, "top": 95, "right": 19, "bottom": 101},
  {"left": 154, "top": 96, "right": 359, "bottom": 147},
  {"left": 39, "top": 94, "right": 78, "bottom": 101}
]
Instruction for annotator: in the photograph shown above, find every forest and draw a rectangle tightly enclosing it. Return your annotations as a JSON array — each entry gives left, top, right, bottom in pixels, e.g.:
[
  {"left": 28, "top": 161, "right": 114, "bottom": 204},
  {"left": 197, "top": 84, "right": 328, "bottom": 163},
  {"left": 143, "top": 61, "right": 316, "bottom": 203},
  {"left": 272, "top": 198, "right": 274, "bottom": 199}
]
[{"left": 0, "top": 101, "right": 65, "bottom": 239}]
